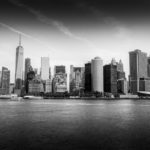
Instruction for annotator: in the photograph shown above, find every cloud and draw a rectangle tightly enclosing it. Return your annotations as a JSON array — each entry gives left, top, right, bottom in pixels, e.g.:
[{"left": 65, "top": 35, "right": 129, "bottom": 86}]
[
  {"left": 9, "top": 0, "right": 98, "bottom": 51},
  {"left": 0, "top": 22, "right": 55, "bottom": 52}
]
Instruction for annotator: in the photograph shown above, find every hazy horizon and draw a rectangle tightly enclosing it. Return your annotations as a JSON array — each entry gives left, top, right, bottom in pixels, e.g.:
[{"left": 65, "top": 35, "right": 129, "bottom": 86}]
[{"left": 1, "top": 0, "right": 150, "bottom": 82}]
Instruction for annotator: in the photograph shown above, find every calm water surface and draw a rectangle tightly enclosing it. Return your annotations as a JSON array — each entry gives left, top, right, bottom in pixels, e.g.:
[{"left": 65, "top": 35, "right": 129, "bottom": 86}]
[{"left": 0, "top": 99, "right": 150, "bottom": 150}]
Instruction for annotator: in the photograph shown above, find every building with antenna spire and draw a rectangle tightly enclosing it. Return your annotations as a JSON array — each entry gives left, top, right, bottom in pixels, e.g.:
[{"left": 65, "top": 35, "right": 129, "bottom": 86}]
[{"left": 15, "top": 34, "right": 24, "bottom": 95}]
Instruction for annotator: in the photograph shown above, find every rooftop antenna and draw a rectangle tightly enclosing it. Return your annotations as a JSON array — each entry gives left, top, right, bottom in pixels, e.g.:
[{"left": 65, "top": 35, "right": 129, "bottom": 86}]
[{"left": 19, "top": 33, "right": 21, "bottom": 46}]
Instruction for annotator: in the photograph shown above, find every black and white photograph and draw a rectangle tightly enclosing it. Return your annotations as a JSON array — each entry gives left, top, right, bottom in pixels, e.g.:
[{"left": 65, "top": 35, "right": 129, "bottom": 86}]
[{"left": 1, "top": 0, "right": 150, "bottom": 149}]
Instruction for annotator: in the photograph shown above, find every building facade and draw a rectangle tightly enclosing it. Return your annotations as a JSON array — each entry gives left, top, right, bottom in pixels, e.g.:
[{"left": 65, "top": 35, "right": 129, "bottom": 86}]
[
  {"left": 91, "top": 57, "right": 103, "bottom": 92},
  {"left": 41, "top": 57, "right": 50, "bottom": 80},
  {"left": 70, "top": 65, "right": 84, "bottom": 93},
  {"left": 15, "top": 36, "right": 24, "bottom": 90},
  {"left": 84, "top": 62, "right": 92, "bottom": 92},
  {"left": 129, "top": 49, "right": 147, "bottom": 94},
  {"left": 104, "top": 64, "right": 117, "bottom": 94},
  {"left": 0, "top": 67, "right": 10, "bottom": 94}
]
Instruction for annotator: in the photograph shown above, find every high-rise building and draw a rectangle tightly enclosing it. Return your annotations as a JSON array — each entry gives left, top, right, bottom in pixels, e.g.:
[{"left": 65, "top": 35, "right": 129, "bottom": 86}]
[
  {"left": 41, "top": 57, "right": 50, "bottom": 80},
  {"left": 15, "top": 35, "right": 24, "bottom": 90},
  {"left": 104, "top": 64, "right": 117, "bottom": 94},
  {"left": 84, "top": 62, "right": 92, "bottom": 92},
  {"left": 147, "top": 57, "right": 150, "bottom": 77},
  {"left": 70, "top": 65, "right": 84, "bottom": 92},
  {"left": 53, "top": 65, "right": 67, "bottom": 93},
  {"left": 25, "top": 58, "right": 31, "bottom": 81},
  {"left": 129, "top": 49, "right": 147, "bottom": 94},
  {"left": 0, "top": 67, "right": 10, "bottom": 94},
  {"left": 91, "top": 57, "right": 103, "bottom": 92}
]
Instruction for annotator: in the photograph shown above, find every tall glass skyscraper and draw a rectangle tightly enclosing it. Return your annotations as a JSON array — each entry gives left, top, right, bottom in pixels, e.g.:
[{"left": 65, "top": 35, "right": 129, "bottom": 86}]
[{"left": 15, "top": 35, "right": 24, "bottom": 89}]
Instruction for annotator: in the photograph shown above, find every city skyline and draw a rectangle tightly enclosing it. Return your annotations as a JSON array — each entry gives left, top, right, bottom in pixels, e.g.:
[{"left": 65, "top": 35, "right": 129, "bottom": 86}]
[{"left": 1, "top": 0, "right": 150, "bottom": 82}]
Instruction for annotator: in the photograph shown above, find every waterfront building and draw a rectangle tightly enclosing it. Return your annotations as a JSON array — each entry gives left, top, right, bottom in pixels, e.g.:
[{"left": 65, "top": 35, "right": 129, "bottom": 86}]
[
  {"left": 129, "top": 49, "right": 147, "bottom": 94},
  {"left": 104, "top": 63, "right": 117, "bottom": 95},
  {"left": 91, "top": 57, "right": 103, "bottom": 92},
  {"left": 117, "top": 79, "right": 128, "bottom": 94},
  {"left": 9, "top": 83, "right": 15, "bottom": 94},
  {"left": 53, "top": 66, "right": 67, "bottom": 93},
  {"left": 15, "top": 35, "right": 24, "bottom": 90},
  {"left": 84, "top": 62, "right": 92, "bottom": 92},
  {"left": 45, "top": 79, "right": 52, "bottom": 93},
  {"left": 0, "top": 67, "right": 10, "bottom": 94},
  {"left": 28, "top": 78, "right": 44, "bottom": 95},
  {"left": 41, "top": 57, "right": 50, "bottom": 80},
  {"left": 139, "top": 77, "right": 150, "bottom": 92},
  {"left": 70, "top": 65, "right": 84, "bottom": 93}
]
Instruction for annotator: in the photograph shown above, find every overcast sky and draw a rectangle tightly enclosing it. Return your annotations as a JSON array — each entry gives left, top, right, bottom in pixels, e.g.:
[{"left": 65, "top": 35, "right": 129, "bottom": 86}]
[{"left": 1, "top": 0, "right": 150, "bottom": 82}]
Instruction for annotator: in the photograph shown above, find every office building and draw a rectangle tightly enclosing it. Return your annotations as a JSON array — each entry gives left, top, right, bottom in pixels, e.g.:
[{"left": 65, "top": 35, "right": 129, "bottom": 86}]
[
  {"left": 129, "top": 49, "right": 147, "bottom": 93},
  {"left": 0, "top": 67, "right": 10, "bottom": 94},
  {"left": 117, "top": 79, "right": 128, "bottom": 94},
  {"left": 25, "top": 58, "right": 31, "bottom": 80},
  {"left": 147, "top": 57, "right": 150, "bottom": 77},
  {"left": 53, "top": 66, "right": 67, "bottom": 93},
  {"left": 139, "top": 77, "right": 150, "bottom": 92},
  {"left": 15, "top": 35, "right": 24, "bottom": 90},
  {"left": 45, "top": 79, "right": 52, "bottom": 93},
  {"left": 84, "top": 62, "right": 92, "bottom": 92},
  {"left": 70, "top": 65, "right": 84, "bottom": 92},
  {"left": 104, "top": 63, "right": 117, "bottom": 94},
  {"left": 91, "top": 57, "right": 103, "bottom": 92},
  {"left": 41, "top": 57, "right": 50, "bottom": 80}
]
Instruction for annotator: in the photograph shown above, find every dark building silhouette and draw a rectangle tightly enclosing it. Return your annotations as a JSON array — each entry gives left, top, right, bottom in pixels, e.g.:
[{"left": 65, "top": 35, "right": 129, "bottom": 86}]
[
  {"left": 26, "top": 71, "right": 35, "bottom": 93},
  {"left": 104, "top": 64, "right": 117, "bottom": 94},
  {"left": 84, "top": 62, "right": 92, "bottom": 92},
  {"left": 55, "top": 66, "right": 66, "bottom": 74},
  {"left": 24, "top": 58, "right": 32, "bottom": 93},
  {"left": 117, "top": 71, "right": 125, "bottom": 80},
  {"left": 147, "top": 57, "right": 150, "bottom": 77},
  {"left": 25, "top": 58, "right": 31, "bottom": 81}
]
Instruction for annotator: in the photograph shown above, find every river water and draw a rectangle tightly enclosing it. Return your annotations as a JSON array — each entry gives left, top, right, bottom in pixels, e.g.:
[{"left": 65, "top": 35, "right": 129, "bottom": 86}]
[{"left": 0, "top": 99, "right": 150, "bottom": 150}]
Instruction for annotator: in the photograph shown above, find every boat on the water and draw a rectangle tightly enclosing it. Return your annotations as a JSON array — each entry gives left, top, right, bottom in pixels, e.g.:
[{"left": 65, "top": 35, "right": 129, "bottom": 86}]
[{"left": 23, "top": 95, "right": 43, "bottom": 100}]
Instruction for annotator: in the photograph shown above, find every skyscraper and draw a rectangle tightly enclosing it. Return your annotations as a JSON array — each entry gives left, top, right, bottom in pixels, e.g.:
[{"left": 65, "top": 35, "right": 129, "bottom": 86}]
[
  {"left": 104, "top": 64, "right": 117, "bottom": 94},
  {"left": 53, "top": 65, "right": 67, "bottom": 93},
  {"left": 147, "top": 56, "right": 150, "bottom": 77},
  {"left": 1, "top": 67, "right": 10, "bottom": 94},
  {"left": 41, "top": 57, "right": 50, "bottom": 80},
  {"left": 91, "top": 57, "right": 103, "bottom": 92},
  {"left": 69, "top": 65, "right": 84, "bottom": 92},
  {"left": 15, "top": 35, "right": 24, "bottom": 90},
  {"left": 129, "top": 49, "right": 147, "bottom": 93},
  {"left": 84, "top": 62, "right": 92, "bottom": 92},
  {"left": 25, "top": 58, "right": 31, "bottom": 81}
]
